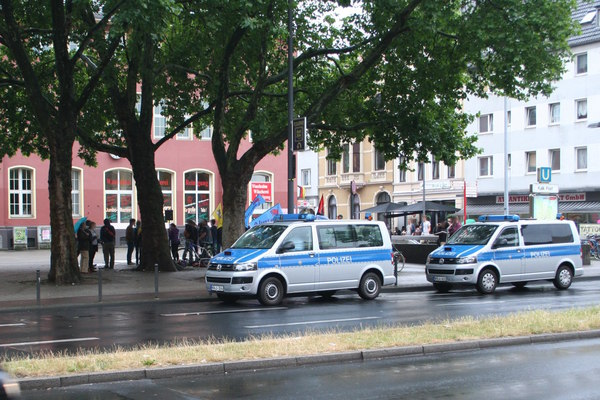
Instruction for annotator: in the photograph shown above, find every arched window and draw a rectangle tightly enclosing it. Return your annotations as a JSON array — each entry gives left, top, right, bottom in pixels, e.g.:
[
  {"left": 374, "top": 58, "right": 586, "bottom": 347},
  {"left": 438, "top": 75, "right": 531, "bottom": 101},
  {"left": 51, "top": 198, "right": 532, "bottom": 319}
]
[
  {"left": 375, "top": 192, "right": 391, "bottom": 224},
  {"left": 351, "top": 193, "right": 360, "bottom": 219},
  {"left": 327, "top": 195, "right": 337, "bottom": 220},
  {"left": 184, "top": 171, "right": 211, "bottom": 222},
  {"left": 250, "top": 172, "right": 273, "bottom": 211},
  {"left": 9, "top": 167, "right": 34, "bottom": 217},
  {"left": 105, "top": 169, "right": 134, "bottom": 224},
  {"left": 157, "top": 170, "right": 174, "bottom": 221}
]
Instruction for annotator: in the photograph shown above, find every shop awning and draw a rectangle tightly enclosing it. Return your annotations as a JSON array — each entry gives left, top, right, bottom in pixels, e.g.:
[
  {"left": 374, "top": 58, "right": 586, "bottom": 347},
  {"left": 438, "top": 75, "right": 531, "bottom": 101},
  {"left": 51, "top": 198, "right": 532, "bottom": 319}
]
[{"left": 461, "top": 201, "right": 600, "bottom": 216}]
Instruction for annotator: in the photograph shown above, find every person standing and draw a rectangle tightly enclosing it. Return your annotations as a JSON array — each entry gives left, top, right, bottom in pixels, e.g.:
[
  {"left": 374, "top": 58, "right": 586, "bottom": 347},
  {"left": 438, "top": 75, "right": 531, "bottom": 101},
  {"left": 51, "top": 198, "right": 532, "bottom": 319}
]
[
  {"left": 448, "top": 216, "right": 462, "bottom": 237},
  {"left": 100, "top": 218, "right": 116, "bottom": 269},
  {"left": 135, "top": 220, "right": 142, "bottom": 266},
  {"left": 125, "top": 218, "right": 136, "bottom": 265},
  {"left": 168, "top": 223, "right": 180, "bottom": 261},
  {"left": 422, "top": 215, "right": 431, "bottom": 235},
  {"left": 88, "top": 221, "right": 98, "bottom": 272},
  {"left": 77, "top": 223, "right": 91, "bottom": 273},
  {"left": 183, "top": 220, "right": 197, "bottom": 262},
  {"left": 210, "top": 219, "right": 218, "bottom": 254}
]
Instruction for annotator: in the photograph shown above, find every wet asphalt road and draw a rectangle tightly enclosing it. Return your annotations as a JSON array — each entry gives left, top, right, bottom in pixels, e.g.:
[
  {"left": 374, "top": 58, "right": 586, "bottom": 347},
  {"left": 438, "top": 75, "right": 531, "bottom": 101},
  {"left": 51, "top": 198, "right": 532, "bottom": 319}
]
[
  {"left": 20, "top": 338, "right": 600, "bottom": 399},
  {"left": 1, "top": 280, "right": 599, "bottom": 356}
]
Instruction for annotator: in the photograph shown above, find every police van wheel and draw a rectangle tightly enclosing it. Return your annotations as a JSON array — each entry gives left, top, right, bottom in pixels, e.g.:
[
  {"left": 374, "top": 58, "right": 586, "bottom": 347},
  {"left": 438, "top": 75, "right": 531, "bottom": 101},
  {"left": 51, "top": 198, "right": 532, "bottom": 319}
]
[
  {"left": 258, "top": 277, "right": 284, "bottom": 306},
  {"left": 433, "top": 283, "right": 452, "bottom": 293},
  {"left": 553, "top": 265, "right": 573, "bottom": 290},
  {"left": 358, "top": 272, "right": 381, "bottom": 300},
  {"left": 476, "top": 269, "right": 497, "bottom": 294},
  {"left": 216, "top": 293, "right": 239, "bottom": 304}
]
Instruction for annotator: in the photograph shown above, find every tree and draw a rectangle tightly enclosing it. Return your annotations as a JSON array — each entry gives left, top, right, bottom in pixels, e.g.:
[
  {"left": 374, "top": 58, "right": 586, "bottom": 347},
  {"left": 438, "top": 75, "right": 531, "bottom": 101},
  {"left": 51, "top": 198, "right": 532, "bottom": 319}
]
[
  {"left": 0, "top": 0, "right": 123, "bottom": 283},
  {"left": 156, "top": 0, "right": 576, "bottom": 247}
]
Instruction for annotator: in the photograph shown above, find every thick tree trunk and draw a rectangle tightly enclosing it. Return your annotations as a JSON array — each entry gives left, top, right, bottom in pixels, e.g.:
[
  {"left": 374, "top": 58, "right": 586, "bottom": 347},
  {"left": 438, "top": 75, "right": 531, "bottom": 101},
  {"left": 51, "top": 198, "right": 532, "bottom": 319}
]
[
  {"left": 220, "top": 166, "right": 254, "bottom": 249},
  {"left": 47, "top": 130, "right": 80, "bottom": 284},
  {"left": 128, "top": 131, "right": 176, "bottom": 272}
]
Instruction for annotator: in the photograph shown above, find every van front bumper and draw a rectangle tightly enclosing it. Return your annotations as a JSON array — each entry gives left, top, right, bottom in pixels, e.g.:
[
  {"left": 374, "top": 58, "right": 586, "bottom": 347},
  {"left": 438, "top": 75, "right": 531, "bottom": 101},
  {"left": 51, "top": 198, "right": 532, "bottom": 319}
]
[
  {"left": 205, "top": 271, "right": 258, "bottom": 295},
  {"left": 425, "top": 264, "right": 478, "bottom": 285}
]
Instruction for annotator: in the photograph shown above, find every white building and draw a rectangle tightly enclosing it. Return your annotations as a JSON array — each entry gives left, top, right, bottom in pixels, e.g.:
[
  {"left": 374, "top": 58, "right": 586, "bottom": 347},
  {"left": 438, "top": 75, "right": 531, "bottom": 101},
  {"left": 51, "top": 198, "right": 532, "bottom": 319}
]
[{"left": 463, "top": 0, "right": 600, "bottom": 224}]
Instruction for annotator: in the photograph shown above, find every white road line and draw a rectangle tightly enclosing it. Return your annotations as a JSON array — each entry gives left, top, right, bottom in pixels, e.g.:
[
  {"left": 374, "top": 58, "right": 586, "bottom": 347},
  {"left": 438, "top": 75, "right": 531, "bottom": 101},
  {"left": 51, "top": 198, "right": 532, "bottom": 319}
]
[
  {"left": 0, "top": 323, "right": 26, "bottom": 328},
  {"left": 0, "top": 337, "right": 99, "bottom": 348},
  {"left": 437, "top": 301, "right": 505, "bottom": 307},
  {"left": 244, "top": 316, "right": 381, "bottom": 329},
  {"left": 161, "top": 307, "right": 287, "bottom": 317}
]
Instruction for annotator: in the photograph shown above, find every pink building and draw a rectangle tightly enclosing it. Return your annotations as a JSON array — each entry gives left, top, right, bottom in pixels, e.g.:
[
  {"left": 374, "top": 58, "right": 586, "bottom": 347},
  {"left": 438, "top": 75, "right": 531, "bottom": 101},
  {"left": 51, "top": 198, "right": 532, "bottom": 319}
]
[{"left": 0, "top": 134, "right": 288, "bottom": 249}]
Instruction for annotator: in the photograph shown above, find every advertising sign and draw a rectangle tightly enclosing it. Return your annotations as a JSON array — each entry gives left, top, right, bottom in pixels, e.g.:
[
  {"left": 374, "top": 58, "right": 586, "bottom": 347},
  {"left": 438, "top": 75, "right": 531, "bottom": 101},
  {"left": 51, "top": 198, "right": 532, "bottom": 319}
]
[
  {"left": 530, "top": 195, "right": 558, "bottom": 221},
  {"left": 250, "top": 182, "right": 272, "bottom": 202},
  {"left": 13, "top": 227, "right": 27, "bottom": 249}
]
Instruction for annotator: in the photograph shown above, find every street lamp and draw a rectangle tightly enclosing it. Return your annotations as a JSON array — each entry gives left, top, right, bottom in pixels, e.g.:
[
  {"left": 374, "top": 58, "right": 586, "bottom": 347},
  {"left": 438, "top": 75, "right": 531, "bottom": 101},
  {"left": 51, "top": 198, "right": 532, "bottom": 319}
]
[{"left": 287, "top": 0, "right": 295, "bottom": 214}]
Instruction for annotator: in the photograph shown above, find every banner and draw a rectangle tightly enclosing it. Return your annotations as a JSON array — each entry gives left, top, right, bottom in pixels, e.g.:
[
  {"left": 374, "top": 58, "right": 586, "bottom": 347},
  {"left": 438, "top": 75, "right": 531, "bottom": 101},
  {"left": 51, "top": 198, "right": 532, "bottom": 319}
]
[
  {"left": 211, "top": 203, "right": 223, "bottom": 228},
  {"left": 245, "top": 194, "right": 266, "bottom": 228},
  {"left": 250, "top": 204, "right": 283, "bottom": 227}
]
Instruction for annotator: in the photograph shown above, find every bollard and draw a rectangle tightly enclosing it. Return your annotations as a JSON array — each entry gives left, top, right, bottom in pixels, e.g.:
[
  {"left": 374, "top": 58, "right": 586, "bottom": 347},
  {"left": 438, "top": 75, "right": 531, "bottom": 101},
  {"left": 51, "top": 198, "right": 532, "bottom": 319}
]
[
  {"left": 98, "top": 268, "right": 103, "bottom": 302},
  {"left": 393, "top": 253, "right": 398, "bottom": 286},
  {"left": 36, "top": 269, "right": 41, "bottom": 305},
  {"left": 154, "top": 264, "right": 159, "bottom": 299}
]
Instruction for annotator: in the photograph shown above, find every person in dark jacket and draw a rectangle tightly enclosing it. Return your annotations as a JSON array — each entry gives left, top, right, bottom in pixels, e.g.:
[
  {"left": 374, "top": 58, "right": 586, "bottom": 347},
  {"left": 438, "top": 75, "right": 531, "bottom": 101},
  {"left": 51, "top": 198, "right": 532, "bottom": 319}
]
[
  {"left": 87, "top": 221, "right": 98, "bottom": 272},
  {"left": 125, "top": 218, "right": 136, "bottom": 265},
  {"left": 100, "top": 218, "right": 116, "bottom": 269},
  {"left": 168, "top": 223, "right": 180, "bottom": 261},
  {"left": 77, "top": 223, "right": 91, "bottom": 273}
]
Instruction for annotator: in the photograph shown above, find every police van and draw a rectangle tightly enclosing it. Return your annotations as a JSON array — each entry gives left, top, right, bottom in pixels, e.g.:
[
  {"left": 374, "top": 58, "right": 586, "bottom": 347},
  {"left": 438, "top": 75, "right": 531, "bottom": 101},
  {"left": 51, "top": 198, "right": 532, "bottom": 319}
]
[
  {"left": 425, "top": 215, "right": 583, "bottom": 294},
  {"left": 205, "top": 214, "right": 396, "bottom": 305}
]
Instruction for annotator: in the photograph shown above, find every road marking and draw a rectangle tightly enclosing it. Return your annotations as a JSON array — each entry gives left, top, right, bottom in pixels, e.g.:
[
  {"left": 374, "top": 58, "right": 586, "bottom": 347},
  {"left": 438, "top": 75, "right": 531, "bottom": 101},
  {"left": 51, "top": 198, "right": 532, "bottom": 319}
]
[
  {"left": 161, "top": 307, "right": 287, "bottom": 317},
  {"left": 437, "top": 301, "right": 505, "bottom": 307},
  {"left": 0, "top": 323, "right": 25, "bottom": 328},
  {"left": 0, "top": 337, "right": 99, "bottom": 348},
  {"left": 244, "top": 316, "right": 381, "bottom": 329}
]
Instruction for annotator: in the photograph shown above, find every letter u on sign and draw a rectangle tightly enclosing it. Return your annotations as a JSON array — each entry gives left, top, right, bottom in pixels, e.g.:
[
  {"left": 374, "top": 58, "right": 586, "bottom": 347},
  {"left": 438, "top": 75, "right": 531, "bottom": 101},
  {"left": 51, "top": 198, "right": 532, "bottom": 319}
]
[{"left": 537, "top": 167, "right": 551, "bottom": 183}]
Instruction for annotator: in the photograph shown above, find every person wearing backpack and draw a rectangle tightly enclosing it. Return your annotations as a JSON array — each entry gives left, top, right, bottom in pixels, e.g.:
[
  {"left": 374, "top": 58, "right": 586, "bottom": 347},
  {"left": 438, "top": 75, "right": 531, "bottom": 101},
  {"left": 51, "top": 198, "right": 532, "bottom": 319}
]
[{"left": 100, "top": 218, "right": 116, "bottom": 269}]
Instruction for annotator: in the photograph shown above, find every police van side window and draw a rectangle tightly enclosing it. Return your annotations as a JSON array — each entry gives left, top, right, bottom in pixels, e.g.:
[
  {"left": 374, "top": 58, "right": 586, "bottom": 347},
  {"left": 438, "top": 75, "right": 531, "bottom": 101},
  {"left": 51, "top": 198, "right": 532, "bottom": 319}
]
[
  {"left": 355, "top": 225, "right": 383, "bottom": 247},
  {"left": 281, "top": 226, "right": 313, "bottom": 252},
  {"left": 317, "top": 225, "right": 355, "bottom": 249},
  {"left": 521, "top": 224, "right": 574, "bottom": 246},
  {"left": 494, "top": 227, "right": 519, "bottom": 248}
]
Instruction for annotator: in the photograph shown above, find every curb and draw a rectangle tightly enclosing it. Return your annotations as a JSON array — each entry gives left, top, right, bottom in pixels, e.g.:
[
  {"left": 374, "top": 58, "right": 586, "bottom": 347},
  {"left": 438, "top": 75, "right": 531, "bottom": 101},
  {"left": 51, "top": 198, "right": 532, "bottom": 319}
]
[{"left": 17, "top": 329, "right": 600, "bottom": 391}]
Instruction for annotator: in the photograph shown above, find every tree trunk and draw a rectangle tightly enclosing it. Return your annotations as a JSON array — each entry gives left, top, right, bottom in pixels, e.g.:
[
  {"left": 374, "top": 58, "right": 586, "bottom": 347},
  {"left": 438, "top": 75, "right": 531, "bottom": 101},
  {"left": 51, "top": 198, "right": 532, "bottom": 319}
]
[
  {"left": 47, "top": 129, "right": 80, "bottom": 284},
  {"left": 127, "top": 130, "right": 176, "bottom": 272},
  {"left": 220, "top": 165, "right": 254, "bottom": 249}
]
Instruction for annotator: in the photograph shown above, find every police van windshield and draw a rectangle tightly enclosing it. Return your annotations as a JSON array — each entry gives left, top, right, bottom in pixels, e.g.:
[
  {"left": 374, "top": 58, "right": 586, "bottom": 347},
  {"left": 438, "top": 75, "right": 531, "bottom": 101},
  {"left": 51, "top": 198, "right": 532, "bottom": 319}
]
[
  {"left": 232, "top": 224, "right": 288, "bottom": 249},
  {"left": 447, "top": 224, "right": 498, "bottom": 245}
]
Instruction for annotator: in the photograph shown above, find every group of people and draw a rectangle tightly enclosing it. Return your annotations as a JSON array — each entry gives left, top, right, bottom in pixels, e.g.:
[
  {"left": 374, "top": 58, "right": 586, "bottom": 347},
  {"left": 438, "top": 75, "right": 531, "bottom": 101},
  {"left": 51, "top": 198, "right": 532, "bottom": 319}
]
[
  {"left": 77, "top": 218, "right": 135, "bottom": 274},
  {"left": 395, "top": 215, "right": 462, "bottom": 244},
  {"left": 169, "top": 218, "right": 221, "bottom": 262}
]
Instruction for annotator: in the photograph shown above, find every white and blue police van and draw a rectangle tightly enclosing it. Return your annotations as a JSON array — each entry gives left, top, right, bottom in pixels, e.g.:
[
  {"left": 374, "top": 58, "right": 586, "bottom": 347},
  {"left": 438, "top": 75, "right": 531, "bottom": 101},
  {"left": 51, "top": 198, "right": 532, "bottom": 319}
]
[
  {"left": 425, "top": 215, "right": 583, "bottom": 294},
  {"left": 205, "top": 214, "right": 396, "bottom": 305}
]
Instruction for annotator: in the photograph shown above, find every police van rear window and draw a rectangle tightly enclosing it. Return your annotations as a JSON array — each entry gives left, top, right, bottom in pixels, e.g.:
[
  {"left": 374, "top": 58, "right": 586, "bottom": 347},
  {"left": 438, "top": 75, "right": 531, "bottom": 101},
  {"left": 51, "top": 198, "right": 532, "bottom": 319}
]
[
  {"left": 521, "top": 224, "right": 574, "bottom": 245},
  {"left": 317, "top": 225, "right": 383, "bottom": 249}
]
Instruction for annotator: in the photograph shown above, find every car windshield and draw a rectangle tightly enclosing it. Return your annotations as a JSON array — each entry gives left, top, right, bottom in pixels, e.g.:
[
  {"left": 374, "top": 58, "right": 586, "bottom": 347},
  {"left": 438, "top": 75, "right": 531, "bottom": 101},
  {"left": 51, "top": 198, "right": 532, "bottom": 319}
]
[
  {"left": 447, "top": 224, "right": 498, "bottom": 245},
  {"left": 232, "top": 224, "right": 288, "bottom": 249}
]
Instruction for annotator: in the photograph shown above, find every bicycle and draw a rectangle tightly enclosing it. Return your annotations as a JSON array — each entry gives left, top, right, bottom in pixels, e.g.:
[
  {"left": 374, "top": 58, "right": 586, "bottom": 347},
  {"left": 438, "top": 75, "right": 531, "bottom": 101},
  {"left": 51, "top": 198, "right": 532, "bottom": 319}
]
[
  {"left": 584, "top": 235, "right": 600, "bottom": 260},
  {"left": 177, "top": 241, "right": 214, "bottom": 268},
  {"left": 393, "top": 250, "right": 405, "bottom": 285}
]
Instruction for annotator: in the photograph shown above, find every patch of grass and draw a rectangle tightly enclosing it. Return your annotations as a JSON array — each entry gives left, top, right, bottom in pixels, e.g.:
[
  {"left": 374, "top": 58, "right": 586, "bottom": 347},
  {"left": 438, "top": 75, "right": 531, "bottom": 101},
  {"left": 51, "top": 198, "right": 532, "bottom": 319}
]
[{"left": 2, "top": 306, "right": 600, "bottom": 378}]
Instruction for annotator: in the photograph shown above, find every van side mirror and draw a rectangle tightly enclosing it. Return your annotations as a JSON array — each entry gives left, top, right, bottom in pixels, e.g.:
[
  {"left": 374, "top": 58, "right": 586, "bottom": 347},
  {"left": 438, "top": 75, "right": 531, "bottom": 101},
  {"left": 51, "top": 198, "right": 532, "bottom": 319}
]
[
  {"left": 277, "top": 241, "right": 295, "bottom": 254},
  {"left": 492, "top": 238, "right": 508, "bottom": 249}
]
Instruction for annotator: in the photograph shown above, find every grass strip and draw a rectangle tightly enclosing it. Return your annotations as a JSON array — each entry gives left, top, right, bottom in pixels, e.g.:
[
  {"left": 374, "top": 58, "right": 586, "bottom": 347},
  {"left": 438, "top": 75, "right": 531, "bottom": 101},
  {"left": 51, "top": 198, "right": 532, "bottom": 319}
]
[{"left": 3, "top": 306, "right": 600, "bottom": 378}]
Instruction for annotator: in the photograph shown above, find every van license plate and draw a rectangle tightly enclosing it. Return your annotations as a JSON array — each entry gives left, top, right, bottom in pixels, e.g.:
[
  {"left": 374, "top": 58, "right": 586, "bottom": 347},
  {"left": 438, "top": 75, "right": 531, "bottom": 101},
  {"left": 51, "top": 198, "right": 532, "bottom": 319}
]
[
  {"left": 434, "top": 276, "right": 447, "bottom": 282},
  {"left": 211, "top": 285, "right": 224, "bottom": 292}
]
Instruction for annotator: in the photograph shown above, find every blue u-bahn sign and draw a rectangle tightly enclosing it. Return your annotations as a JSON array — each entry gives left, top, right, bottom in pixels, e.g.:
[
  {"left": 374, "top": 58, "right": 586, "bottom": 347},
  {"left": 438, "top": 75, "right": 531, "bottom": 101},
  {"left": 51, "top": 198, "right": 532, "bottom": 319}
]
[{"left": 537, "top": 167, "right": 552, "bottom": 183}]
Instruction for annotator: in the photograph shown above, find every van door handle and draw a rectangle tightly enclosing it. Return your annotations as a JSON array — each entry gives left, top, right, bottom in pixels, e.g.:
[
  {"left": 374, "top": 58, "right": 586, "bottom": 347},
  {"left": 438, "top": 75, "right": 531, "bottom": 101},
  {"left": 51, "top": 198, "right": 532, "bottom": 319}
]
[{"left": 308, "top": 252, "right": 316, "bottom": 258}]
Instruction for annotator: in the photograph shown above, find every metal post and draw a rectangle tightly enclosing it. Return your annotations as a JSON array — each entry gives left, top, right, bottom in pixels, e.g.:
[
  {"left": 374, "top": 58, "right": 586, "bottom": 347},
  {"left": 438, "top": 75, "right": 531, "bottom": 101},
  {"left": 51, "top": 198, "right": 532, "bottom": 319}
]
[
  {"left": 287, "top": 0, "right": 295, "bottom": 214},
  {"left": 36, "top": 269, "right": 40, "bottom": 305},
  {"left": 504, "top": 96, "right": 509, "bottom": 215},
  {"left": 98, "top": 268, "right": 103, "bottom": 302},
  {"left": 154, "top": 264, "right": 159, "bottom": 299}
]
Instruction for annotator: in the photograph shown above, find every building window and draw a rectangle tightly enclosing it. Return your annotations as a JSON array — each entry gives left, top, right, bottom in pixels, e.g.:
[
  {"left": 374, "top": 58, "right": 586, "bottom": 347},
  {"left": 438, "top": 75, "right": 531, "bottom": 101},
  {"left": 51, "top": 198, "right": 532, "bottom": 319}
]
[
  {"left": 479, "top": 113, "right": 493, "bottom": 133},
  {"left": 447, "top": 164, "right": 455, "bottom": 179},
  {"left": 375, "top": 192, "right": 391, "bottom": 223},
  {"left": 199, "top": 125, "right": 212, "bottom": 140},
  {"left": 576, "top": 147, "right": 587, "bottom": 171},
  {"left": 250, "top": 172, "right": 272, "bottom": 211},
  {"left": 342, "top": 144, "right": 350, "bottom": 173},
  {"left": 184, "top": 171, "right": 212, "bottom": 222},
  {"left": 72, "top": 169, "right": 82, "bottom": 217},
  {"left": 549, "top": 149, "right": 560, "bottom": 171},
  {"left": 105, "top": 169, "right": 134, "bottom": 224},
  {"left": 417, "top": 162, "right": 424, "bottom": 181},
  {"left": 478, "top": 156, "right": 493, "bottom": 177},
  {"left": 9, "top": 167, "right": 33, "bottom": 217},
  {"left": 301, "top": 169, "right": 311, "bottom": 186},
  {"left": 398, "top": 155, "right": 407, "bottom": 182},
  {"left": 351, "top": 193, "right": 360, "bottom": 219},
  {"left": 327, "top": 157, "right": 337, "bottom": 176},
  {"left": 526, "top": 151, "right": 536, "bottom": 174},
  {"left": 525, "top": 106, "right": 536, "bottom": 127},
  {"left": 352, "top": 143, "right": 361, "bottom": 172},
  {"left": 576, "top": 99, "right": 587, "bottom": 121},
  {"left": 549, "top": 103, "right": 560, "bottom": 124},
  {"left": 374, "top": 147, "right": 386, "bottom": 171},
  {"left": 507, "top": 153, "right": 512, "bottom": 169},
  {"left": 157, "top": 170, "right": 174, "bottom": 220},
  {"left": 432, "top": 156, "right": 440, "bottom": 180},
  {"left": 327, "top": 195, "right": 337, "bottom": 220},
  {"left": 576, "top": 53, "right": 588, "bottom": 75},
  {"left": 177, "top": 117, "right": 191, "bottom": 139},
  {"left": 153, "top": 102, "right": 167, "bottom": 139}
]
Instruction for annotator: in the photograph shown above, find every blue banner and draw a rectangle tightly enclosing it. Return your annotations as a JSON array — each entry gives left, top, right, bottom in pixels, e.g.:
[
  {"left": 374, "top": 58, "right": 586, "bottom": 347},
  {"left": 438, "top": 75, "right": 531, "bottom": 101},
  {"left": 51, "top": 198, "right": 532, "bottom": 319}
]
[
  {"left": 245, "top": 195, "right": 266, "bottom": 228},
  {"left": 249, "top": 204, "right": 283, "bottom": 227}
]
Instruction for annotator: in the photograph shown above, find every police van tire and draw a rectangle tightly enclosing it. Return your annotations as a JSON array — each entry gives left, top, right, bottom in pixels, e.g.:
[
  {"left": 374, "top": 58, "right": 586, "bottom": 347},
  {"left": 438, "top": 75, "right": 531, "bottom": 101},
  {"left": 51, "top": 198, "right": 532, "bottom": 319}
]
[
  {"left": 258, "top": 277, "right": 284, "bottom": 306},
  {"left": 553, "top": 265, "right": 573, "bottom": 290},
  {"left": 433, "top": 283, "right": 452, "bottom": 293},
  {"left": 476, "top": 269, "right": 497, "bottom": 294},
  {"left": 216, "top": 293, "right": 239, "bottom": 304},
  {"left": 358, "top": 272, "right": 381, "bottom": 300}
]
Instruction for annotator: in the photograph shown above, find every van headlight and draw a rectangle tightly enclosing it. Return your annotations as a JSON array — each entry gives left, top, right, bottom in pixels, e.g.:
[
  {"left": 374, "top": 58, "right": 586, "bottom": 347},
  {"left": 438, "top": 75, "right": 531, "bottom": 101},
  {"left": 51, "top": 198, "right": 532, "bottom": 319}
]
[
  {"left": 426, "top": 254, "right": 432, "bottom": 264},
  {"left": 457, "top": 256, "right": 477, "bottom": 264},
  {"left": 234, "top": 262, "right": 257, "bottom": 271}
]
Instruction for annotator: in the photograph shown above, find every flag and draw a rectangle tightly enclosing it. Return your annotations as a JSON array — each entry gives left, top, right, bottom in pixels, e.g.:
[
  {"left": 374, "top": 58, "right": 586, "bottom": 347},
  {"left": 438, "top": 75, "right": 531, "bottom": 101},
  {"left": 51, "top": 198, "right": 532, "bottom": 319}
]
[
  {"left": 317, "top": 194, "right": 324, "bottom": 216},
  {"left": 211, "top": 203, "right": 223, "bottom": 228},
  {"left": 249, "top": 204, "right": 283, "bottom": 227},
  {"left": 244, "top": 194, "right": 266, "bottom": 228},
  {"left": 297, "top": 185, "right": 305, "bottom": 199}
]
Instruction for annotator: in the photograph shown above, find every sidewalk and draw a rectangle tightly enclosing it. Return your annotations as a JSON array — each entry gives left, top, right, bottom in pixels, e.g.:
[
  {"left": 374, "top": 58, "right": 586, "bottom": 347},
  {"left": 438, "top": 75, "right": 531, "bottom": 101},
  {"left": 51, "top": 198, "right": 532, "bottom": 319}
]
[{"left": 0, "top": 248, "right": 599, "bottom": 309}]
